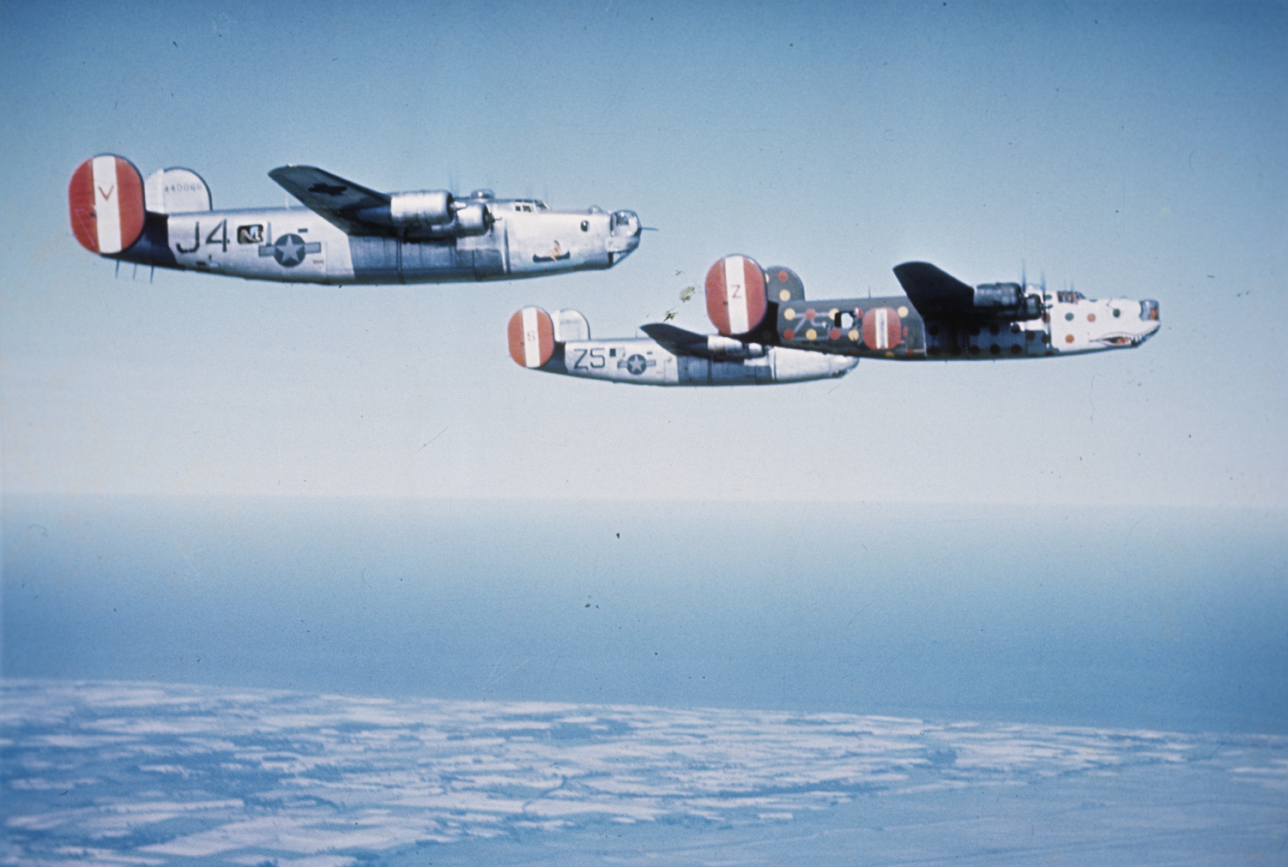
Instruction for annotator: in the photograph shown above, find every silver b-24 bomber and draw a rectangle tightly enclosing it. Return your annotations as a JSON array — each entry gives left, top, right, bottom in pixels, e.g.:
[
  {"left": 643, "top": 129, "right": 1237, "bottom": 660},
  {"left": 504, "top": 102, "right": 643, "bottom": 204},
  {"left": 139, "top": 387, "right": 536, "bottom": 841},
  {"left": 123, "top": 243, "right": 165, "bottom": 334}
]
[
  {"left": 69, "top": 155, "right": 641, "bottom": 283},
  {"left": 509, "top": 255, "right": 1160, "bottom": 385}
]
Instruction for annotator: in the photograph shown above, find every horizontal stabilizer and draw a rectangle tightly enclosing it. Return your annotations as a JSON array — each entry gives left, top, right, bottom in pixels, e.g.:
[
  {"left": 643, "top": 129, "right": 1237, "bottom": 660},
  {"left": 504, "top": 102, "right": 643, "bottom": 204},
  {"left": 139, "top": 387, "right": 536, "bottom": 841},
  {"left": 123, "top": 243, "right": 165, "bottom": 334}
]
[
  {"left": 268, "top": 165, "right": 390, "bottom": 235},
  {"left": 892, "top": 261, "right": 975, "bottom": 319}
]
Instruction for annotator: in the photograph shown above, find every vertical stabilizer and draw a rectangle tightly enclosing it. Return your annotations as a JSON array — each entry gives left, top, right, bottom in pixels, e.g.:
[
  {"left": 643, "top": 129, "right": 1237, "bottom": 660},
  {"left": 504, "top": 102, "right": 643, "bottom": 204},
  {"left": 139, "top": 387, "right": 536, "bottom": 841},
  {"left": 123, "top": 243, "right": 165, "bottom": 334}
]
[
  {"left": 144, "top": 167, "right": 212, "bottom": 213},
  {"left": 69, "top": 155, "right": 146, "bottom": 254}
]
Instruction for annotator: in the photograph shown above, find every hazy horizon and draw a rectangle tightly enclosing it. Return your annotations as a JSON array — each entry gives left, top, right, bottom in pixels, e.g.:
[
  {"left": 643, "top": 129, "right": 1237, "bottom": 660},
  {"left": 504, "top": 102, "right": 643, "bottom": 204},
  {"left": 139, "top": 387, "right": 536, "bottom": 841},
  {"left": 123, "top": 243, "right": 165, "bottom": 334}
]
[{"left": 7, "top": 494, "right": 1285, "bottom": 736}]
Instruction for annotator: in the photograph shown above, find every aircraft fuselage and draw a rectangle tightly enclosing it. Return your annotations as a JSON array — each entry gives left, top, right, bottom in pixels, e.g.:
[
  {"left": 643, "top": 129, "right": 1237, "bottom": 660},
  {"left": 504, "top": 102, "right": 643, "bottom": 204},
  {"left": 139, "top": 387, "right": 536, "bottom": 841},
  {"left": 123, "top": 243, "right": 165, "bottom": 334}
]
[
  {"left": 540, "top": 338, "right": 857, "bottom": 386},
  {"left": 110, "top": 203, "right": 637, "bottom": 284},
  {"left": 772, "top": 290, "right": 1160, "bottom": 359},
  {"left": 70, "top": 155, "right": 642, "bottom": 285}
]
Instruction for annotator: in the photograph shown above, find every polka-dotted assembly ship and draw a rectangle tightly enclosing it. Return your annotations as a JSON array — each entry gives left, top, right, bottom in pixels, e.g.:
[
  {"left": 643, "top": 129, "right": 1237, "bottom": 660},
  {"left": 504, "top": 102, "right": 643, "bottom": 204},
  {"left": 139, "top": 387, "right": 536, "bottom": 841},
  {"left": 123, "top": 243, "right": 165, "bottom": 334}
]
[
  {"left": 510, "top": 255, "right": 1160, "bottom": 386},
  {"left": 69, "top": 155, "right": 642, "bottom": 284}
]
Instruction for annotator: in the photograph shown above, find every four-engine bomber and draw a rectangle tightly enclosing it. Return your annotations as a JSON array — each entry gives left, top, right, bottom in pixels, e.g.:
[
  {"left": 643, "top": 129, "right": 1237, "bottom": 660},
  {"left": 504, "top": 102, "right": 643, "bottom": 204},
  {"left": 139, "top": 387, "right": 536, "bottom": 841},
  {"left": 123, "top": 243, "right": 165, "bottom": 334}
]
[
  {"left": 67, "top": 155, "right": 1160, "bottom": 390},
  {"left": 69, "top": 155, "right": 642, "bottom": 284},
  {"left": 509, "top": 255, "right": 1160, "bottom": 386}
]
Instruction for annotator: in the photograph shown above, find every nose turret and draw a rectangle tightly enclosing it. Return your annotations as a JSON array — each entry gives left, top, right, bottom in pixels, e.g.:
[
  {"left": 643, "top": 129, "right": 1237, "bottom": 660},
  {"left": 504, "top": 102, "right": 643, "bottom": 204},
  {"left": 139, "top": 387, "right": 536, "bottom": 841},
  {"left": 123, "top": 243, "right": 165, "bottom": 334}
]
[{"left": 607, "top": 209, "right": 641, "bottom": 260}]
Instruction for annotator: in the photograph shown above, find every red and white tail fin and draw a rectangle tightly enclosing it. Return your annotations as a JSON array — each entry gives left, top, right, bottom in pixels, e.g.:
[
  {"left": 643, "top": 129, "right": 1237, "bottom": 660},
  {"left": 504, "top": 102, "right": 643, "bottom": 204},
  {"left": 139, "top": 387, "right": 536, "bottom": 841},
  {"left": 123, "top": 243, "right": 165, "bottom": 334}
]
[
  {"left": 705, "top": 254, "right": 768, "bottom": 336},
  {"left": 68, "top": 155, "right": 145, "bottom": 254},
  {"left": 508, "top": 307, "right": 556, "bottom": 368}
]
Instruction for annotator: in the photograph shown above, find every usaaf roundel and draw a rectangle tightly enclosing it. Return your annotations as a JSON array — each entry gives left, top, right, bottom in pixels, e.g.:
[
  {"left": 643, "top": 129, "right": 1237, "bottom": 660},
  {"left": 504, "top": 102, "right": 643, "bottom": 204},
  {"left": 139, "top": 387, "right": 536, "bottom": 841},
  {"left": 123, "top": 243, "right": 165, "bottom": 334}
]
[
  {"left": 508, "top": 307, "right": 555, "bottom": 368},
  {"left": 705, "top": 255, "right": 767, "bottom": 336},
  {"left": 68, "top": 155, "right": 145, "bottom": 254}
]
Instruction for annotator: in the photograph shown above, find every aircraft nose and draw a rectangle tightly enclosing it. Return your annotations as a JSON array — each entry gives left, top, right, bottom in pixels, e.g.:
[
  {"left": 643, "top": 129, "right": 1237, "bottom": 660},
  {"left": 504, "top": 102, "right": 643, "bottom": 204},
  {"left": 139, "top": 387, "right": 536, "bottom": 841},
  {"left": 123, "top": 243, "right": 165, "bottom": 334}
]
[{"left": 607, "top": 209, "right": 642, "bottom": 257}]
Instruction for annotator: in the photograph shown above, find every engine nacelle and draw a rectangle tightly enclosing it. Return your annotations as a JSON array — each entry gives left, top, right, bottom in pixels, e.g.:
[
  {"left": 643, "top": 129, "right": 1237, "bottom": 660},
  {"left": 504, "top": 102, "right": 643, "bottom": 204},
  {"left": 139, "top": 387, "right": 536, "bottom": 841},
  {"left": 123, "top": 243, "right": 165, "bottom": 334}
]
[
  {"left": 389, "top": 190, "right": 454, "bottom": 228},
  {"left": 706, "top": 335, "right": 766, "bottom": 358},
  {"left": 386, "top": 192, "right": 490, "bottom": 237},
  {"left": 453, "top": 201, "right": 490, "bottom": 236},
  {"left": 973, "top": 283, "right": 1044, "bottom": 320}
]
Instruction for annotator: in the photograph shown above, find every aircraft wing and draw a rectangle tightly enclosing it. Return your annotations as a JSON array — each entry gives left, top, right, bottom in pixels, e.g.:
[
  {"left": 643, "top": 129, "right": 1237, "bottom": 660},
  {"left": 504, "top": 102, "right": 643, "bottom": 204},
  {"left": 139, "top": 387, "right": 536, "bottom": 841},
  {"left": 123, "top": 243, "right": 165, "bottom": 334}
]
[
  {"left": 892, "top": 261, "right": 977, "bottom": 320},
  {"left": 640, "top": 323, "right": 711, "bottom": 357},
  {"left": 268, "top": 166, "right": 392, "bottom": 235}
]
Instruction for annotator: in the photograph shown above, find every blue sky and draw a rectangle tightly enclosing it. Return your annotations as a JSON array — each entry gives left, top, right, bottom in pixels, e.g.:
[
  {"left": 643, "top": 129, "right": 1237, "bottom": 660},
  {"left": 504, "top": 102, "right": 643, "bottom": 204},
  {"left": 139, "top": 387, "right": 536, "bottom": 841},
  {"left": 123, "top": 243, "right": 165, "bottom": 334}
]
[{"left": 2, "top": 1, "right": 1285, "bottom": 506}]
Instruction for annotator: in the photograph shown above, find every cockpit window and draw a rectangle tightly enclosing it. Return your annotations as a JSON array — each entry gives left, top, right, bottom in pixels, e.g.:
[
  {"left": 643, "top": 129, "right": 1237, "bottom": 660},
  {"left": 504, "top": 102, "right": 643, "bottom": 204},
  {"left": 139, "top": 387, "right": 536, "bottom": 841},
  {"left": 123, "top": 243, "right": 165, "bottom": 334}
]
[{"left": 1057, "top": 290, "right": 1085, "bottom": 303}]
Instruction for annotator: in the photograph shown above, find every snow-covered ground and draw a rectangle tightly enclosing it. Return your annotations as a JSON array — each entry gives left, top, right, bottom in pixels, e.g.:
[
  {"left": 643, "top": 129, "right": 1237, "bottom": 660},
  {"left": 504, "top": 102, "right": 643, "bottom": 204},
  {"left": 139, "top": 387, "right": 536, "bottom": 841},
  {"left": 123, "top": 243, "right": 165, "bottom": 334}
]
[{"left": 4, "top": 680, "right": 1284, "bottom": 866}]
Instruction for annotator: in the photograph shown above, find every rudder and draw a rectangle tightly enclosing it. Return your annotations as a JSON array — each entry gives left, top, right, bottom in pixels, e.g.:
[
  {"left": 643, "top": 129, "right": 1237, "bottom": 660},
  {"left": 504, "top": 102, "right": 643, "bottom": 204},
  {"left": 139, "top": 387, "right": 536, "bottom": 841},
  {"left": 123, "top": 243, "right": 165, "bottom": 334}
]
[
  {"left": 705, "top": 254, "right": 768, "bottom": 336},
  {"left": 508, "top": 307, "right": 556, "bottom": 368},
  {"left": 69, "top": 155, "right": 145, "bottom": 254}
]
